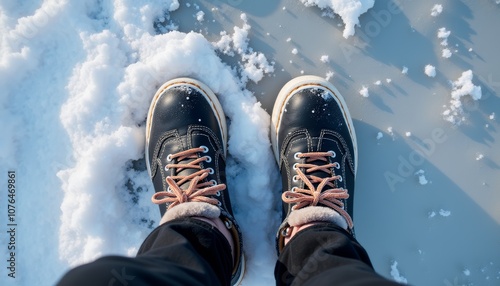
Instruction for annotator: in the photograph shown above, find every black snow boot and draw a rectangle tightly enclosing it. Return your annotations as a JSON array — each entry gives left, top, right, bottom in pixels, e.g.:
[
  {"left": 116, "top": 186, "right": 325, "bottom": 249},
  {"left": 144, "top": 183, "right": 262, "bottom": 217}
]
[
  {"left": 145, "top": 78, "right": 244, "bottom": 285},
  {"left": 271, "top": 75, "right": 358, "bottom": 252}
]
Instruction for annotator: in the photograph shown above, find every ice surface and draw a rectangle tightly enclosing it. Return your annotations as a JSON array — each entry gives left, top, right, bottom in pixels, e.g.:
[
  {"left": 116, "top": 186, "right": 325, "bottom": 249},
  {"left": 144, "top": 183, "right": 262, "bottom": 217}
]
[{"left": 1, "top": 1, "right": 499, "bottom": 286}]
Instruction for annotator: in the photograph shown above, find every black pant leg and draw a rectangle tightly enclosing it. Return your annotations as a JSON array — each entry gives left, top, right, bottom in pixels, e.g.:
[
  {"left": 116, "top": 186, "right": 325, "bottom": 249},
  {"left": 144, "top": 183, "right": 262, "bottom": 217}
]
[
  {"left": 57, "top": 218, "right": 233, "bottom": 286},
  {"left": 275, "top": 223, "right": 400, "bottom": 286}
]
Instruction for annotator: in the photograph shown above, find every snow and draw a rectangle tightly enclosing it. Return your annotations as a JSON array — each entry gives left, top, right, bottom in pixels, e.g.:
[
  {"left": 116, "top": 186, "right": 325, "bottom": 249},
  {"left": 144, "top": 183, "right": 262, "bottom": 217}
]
[
  {"left": 359, "top": 86, "right": 370, "bottom": 97},
  {"left": 425, "top": 65, "right": 436, "bottom": 77},
  {"left": 442, "top": 48, "right": 452, "bottom": 58},
  {"left": 443, "top": 70, "right": 482, "bottom": 125},
  {"left": 292, "top": 48, "right": 298, "bottom": 54},
  {"left": 376, "top": 132, "right": 384, "bottom": 140},
  {"left": 196, "top": 11, "right": 205, "bottom": 22},
  {"left": 439, "top": 209, "right": 451, "bottom": 217},
  {"left": 415, "top": 170, "right": 428, "bottom": 185},
  {"left": 402, "top": 66, "right": 408, "bottom": 74},
  {"left": 431, "top": 4, "right": 443, "bottom": 17},
  {"left": 320, "top": 54, "right": 330, "bottom": 63},
  {"left": 374, "top": 80, "right": 381, "bottom": 85},
  {"left": 1, "top": 2, "right": 274, "bottom": 285},
  {"left": 390, "top": 261, "right": 408, "bottom": 284},
  {"left": 299, "top": 0, "right": 375, "bottom": 38},
  {"left": 325, "top": 70, "right": 335, "bottom": 80},
  {"left": 437, "top": 27, "right": 451, "bottom": 46}
]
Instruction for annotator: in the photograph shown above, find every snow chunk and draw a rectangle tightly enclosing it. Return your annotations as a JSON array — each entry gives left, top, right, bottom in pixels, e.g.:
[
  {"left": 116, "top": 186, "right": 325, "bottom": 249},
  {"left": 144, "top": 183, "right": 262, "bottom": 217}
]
[
  {"left": 376, "top": 132, "right": 384, "bottom": 140},
  {"left": 464, "top": 269, "right": 471, "bottom": 276},
  {"left": 195, "top": 11, "right": 205, "bottom": 22},
  {"left": 374, "top": 80, "right": 381, "bottom": 85},
  {"left": 405, "top": 131, "right": 412, "bottom": 137},
  {"left": 476, "top": 153, "right": 484, "bottom": 161},
  {"left": 212, "top": 14, "right": 274, "bottom": 84},
  {"left": 299, "top": 0, "right": 375, "bottom": 38},
  {"left": 386, "top": 78, "right": 392, "bottom": 83},
  {"left": 292, "top": 48, "right": 298, "bottom": 55},
  {"left": 424, "top": 65, "right": 436, "bottom": 77},
  {"left": 390, "top": 261, "right": 408, "bottom": 284},
  {"left": 402, "top": 66, "right": 408, "bottom": 74},
  {"left": 452, "top": 70, "right": 482, "bottom": 100},
  {"left": 437, "top": 27, "right": 451, "bottom": 46},
  {"left": 443, "top": 70, "right": 482, "bottom": 125},
  {"left": 415, "top": 169, "right": 428, "bottom": 185},
  {"left": 325, "top": 71, "right": 334, "bottom": 80},
  {"left": 442, "top": 48, "right": 452, "bottom": 58},
  {"left": 439, "top": 209, "right": 451, "bottom": 217},
  {"left": 489, "top": 112, "right": 495, "bottom": 120},
  {"left": 431, "top": 4, "right": 443, "bottom": 16},
  {"left": 359, "top": 86, "right": 369, "bottom": 97},
  {"left": 320, "top": 54, "right": 330, "bottom": 63}
]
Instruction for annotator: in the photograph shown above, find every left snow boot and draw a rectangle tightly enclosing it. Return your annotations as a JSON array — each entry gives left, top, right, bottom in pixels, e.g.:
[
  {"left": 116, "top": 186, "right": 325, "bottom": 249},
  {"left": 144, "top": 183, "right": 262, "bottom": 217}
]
[{"left": 145, "top": 78, "right": 244, "bottom": 285}]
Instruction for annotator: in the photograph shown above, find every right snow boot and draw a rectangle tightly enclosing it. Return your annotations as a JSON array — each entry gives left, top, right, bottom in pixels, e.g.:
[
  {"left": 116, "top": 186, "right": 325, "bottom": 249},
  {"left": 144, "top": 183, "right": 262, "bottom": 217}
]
[{"left": 271, "top": 75, "right": 358, "bottom": 253}]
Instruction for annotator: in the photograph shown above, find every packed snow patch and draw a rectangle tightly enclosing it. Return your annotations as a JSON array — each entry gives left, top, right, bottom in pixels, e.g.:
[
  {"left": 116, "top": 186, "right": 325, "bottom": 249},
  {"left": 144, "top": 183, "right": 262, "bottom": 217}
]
[
  {"left": 0, "top": 1, "right": 279, "bottom": 284},
  {"left": 299, "top": 0, "right": 375, "bottom": 38}
]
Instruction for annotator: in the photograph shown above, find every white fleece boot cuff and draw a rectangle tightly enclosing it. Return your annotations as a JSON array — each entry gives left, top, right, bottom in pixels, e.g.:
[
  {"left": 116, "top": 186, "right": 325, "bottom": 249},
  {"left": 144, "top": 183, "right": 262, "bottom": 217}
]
[
  {"left": 159, "top": 202, "right": 221, "bottom": 225},
  {"left": 288, "top": 206, "right": 348, "bottom": 230}
]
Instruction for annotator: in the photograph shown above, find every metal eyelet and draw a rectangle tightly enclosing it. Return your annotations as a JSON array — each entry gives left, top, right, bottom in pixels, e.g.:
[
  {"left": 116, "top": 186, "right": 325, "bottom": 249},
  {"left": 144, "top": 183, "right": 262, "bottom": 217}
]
[
  {"left": 291, "top": 187, "right": 297, "bottom": 193},
  {"left": 210, "top": 179, "right": 217, "bottom": 186},
  {"left": 335, "top": 162, "right": 341, "bottom": 169},
  {"left": 164, "top": 165, "right": 169, "bottom": 171},
  {"left": 294, "top": 152, "right": 302, "bottom": 160},
  {"left": 205, "top": 155, "right": 212, "bottom": 163},
  {"left": 328, "top": 150, "right": 336, "bottom": 158},
  {"left": 292, "top": 163, "right": 299, "bottom": 170},
  {"left": 224, "top": 219, "right": 233, "bottom": 229},
  {"left": 338, "top": 175, "right": 343, "bottom": 182},
  {"left": 200, "top": 145, "right": 209, "bottom": 153},
  {"left": 166, "top": 154, "right": 173, "bottom": 162},
  {"left": 281, "top": 227, "right": 291, "bottom": 237},
  {"left": 208, "top": 168, "right": 214, "bottom": 174},
  {"left": 216, "top": 191, "right": 221, "bottom": 197},
  {"left": 292, "top": 175, "right": 299, "bottom": 183},
  {"left": 217, "top": 201, "right": 222, "bottom": 207}
]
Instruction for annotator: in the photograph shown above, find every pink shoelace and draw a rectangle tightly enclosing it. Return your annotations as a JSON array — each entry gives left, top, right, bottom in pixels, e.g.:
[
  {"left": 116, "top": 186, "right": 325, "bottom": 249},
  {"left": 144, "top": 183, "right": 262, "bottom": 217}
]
[
  {"left": 151, "top": 147, "right": 226, "bottom": 209},
  {"left": 282, "top": 151, "right": 353, "bottom": 229}
]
